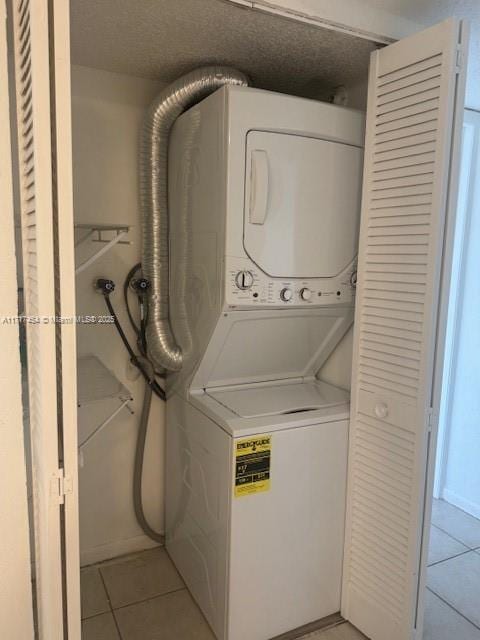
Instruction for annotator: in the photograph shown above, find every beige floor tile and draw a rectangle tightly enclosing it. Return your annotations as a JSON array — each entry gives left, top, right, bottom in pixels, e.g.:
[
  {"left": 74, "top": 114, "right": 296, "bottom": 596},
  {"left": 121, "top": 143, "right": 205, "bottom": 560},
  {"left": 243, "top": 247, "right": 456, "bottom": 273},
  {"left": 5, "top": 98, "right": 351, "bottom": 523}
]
[
  {"left": 427, "top": 551, "right": 480, "bottom": 627},
  {"left": 100, "top": 547, "right": 184, "bottom": 608},
  {"left": 423, "top": 590, "right": 480, "bottom": 640},
  {"left": 81, "top": 567, "right": 110, "bottom": 619},
  {"left": 432, "top": 499, "right": 480, "bottom": 548},
  {"left": 114, "top": 588, "right": 215, "bottom": 640},
  {"left": 332, "top": 624, "right": 368, "bottom": 639},
  {"left": 82, "top": 612, "right": 120, "bottom": 640},
  {"left": 428, "top": 525, "right": 469, "bottom": 565}
]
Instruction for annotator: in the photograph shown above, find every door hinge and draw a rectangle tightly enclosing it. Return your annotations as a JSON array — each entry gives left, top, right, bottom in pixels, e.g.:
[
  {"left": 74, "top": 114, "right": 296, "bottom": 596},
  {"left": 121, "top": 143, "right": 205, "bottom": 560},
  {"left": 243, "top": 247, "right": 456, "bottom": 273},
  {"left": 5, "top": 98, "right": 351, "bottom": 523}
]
[
  {"left": 455, "top": 45, "right": 463, "bottom": 73},
  {"left": 426, "top": 408, "right": 435, "bottom": 433},
  {"left": 51, "top": 469, "right": 73, "bottom": 504}
]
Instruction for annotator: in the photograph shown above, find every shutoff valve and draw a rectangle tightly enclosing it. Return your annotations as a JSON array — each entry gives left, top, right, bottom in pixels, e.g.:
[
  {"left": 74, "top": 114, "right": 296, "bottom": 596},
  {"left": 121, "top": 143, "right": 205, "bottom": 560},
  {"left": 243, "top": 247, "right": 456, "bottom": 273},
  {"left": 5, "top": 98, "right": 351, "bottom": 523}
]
[
  {"left": 131, "top": 278, "right": 150, "bottom": 295},
  {"left": 94, "top": 278, "right": 116, "bottom": 295}
]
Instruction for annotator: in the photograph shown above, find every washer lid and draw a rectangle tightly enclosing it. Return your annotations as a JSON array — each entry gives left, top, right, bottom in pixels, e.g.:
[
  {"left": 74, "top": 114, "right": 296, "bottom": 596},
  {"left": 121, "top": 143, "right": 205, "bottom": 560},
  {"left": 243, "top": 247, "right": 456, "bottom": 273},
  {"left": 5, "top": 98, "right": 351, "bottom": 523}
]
[
  {"left": 191, "top": 307, "right": 354, "bottom": 390},
  {"left": 206, "top": 380, "right": 349, "bottom": 419}
]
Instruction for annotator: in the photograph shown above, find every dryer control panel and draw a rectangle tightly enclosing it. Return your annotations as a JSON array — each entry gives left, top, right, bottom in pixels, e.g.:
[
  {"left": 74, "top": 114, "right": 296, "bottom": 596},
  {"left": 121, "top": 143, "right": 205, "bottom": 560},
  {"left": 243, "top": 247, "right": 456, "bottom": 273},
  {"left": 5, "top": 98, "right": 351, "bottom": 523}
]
[{"left": 225, "top": 257, "right": 356, "bottom": 308}]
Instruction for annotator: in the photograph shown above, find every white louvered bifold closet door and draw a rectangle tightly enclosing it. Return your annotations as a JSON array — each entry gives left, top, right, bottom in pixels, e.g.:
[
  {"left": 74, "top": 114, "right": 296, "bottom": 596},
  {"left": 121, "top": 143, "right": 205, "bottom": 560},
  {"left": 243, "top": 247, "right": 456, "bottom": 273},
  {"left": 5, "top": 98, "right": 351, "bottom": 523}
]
[
  {"left": 11, "top": 1, "right": 80, "bottom": 639},
  {"left": 0, "top": 2, "right": 35, "bottom": 637},
  {"left": 342, "top": 18, "right": 468, "bottom": 640}
]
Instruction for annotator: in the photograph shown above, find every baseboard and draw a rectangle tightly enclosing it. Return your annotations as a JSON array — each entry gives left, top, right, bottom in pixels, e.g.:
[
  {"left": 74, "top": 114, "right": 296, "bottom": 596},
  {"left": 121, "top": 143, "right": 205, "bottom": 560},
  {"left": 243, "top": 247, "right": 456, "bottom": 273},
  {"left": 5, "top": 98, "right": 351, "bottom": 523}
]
[
  {"left": 80, "top": 533, "right": 161, "bottom": 567},
  {"left": 271, "top": 613, "right": 344, "bottom": 640},
  {"left": 442, "top": 488, "right": 480, "bottom": 520}
]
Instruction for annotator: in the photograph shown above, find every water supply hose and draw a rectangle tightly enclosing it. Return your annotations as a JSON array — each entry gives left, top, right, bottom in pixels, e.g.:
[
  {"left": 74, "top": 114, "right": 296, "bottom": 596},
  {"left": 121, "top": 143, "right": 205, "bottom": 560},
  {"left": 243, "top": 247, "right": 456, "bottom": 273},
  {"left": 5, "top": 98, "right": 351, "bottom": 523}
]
[
  {"left": 133, "top": 359, "right": 164, "bottom": 544},
  {"left": 98, "top": 284, "right": 165, "bottom": 542}
]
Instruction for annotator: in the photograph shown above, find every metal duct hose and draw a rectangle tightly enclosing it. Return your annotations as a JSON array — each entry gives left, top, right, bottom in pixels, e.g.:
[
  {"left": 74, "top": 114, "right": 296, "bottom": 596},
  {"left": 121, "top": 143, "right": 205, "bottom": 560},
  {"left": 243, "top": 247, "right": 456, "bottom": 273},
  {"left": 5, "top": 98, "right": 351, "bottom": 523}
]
[{"left": 140, "top": 66, "right": 249, "bottom": 372}]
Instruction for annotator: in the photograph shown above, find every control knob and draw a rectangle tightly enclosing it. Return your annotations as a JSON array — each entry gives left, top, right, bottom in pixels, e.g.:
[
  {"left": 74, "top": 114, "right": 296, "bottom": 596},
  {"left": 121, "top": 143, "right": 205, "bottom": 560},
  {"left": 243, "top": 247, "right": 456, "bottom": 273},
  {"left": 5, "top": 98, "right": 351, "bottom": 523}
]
[
  {"left": 300, "top": 287, "right": 312, "bottom": 301},
  {"left": 280, "top": 288, "right": 293, "bottom": 302},
  {"left": 235, "top": 270, "right": 254, "bottom": 290},
  {"left": 350, "top": 270, "right": 357, "bottom": 289}
]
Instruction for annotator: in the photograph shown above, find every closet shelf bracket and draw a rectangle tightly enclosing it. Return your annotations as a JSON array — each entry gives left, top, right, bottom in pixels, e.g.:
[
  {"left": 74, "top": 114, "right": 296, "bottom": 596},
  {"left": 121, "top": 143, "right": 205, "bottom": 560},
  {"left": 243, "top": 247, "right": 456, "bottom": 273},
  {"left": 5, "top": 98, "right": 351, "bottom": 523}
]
[
  {"left": 77, "top": 355, "right": 134, "bottom": 458},
  {"left": 75, "top": 223, "right": 131, "bottom": 275}
]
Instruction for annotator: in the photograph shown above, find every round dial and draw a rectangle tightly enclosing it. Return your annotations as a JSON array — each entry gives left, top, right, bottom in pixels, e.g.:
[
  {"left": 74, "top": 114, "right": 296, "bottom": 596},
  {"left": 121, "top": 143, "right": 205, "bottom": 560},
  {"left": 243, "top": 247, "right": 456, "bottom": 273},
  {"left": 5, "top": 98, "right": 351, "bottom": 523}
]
[
  {"left": 300, "top": 287, "right": 312, "bottom": 301},
  {"left": 235, "top": 270, "right": 254, "bottom": 290},
  {"left": 280, "top": 287, "right": 293, "bottom": 302}
]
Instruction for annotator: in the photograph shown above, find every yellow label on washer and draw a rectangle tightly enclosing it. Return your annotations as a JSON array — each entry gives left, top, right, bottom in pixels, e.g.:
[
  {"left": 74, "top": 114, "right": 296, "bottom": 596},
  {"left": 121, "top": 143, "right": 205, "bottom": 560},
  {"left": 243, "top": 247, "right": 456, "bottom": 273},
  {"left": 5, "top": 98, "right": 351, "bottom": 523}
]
[{"left": 234, "top": 435, "right": 271, "bottom": 497}]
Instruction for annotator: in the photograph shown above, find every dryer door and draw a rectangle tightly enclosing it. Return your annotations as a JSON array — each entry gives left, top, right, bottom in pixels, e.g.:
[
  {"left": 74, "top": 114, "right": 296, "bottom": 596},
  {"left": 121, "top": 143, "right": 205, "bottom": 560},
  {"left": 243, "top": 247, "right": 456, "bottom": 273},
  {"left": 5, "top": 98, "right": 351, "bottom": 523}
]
[{"left": 244, "top": 130, "right": 363, "bottom": 278}]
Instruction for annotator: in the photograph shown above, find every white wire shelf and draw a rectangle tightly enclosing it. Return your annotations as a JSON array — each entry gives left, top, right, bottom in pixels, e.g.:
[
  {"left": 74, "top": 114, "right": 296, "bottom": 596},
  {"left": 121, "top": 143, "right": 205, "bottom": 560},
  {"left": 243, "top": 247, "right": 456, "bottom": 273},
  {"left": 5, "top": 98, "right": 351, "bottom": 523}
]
[
  {"left": 75, "top": 223, "right": 131, "bottom": 275},
  {"left": 77, "top": 355, "right": 133, "bottom": 453}
]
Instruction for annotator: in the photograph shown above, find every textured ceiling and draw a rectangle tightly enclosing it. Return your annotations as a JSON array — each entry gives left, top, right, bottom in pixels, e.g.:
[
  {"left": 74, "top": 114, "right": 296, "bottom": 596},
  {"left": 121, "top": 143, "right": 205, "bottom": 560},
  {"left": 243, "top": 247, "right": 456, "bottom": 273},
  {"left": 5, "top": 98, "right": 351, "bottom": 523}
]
[{"left": 70, "top": 0, "right": 376, "bottom": 100}]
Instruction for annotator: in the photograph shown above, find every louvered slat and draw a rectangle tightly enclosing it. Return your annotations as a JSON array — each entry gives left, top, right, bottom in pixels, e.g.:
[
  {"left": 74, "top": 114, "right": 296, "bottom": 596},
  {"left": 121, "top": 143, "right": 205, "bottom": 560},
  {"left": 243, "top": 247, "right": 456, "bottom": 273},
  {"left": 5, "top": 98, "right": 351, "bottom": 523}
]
[{"left": 342, "top": 18, "right": 467, "bottom": 640}]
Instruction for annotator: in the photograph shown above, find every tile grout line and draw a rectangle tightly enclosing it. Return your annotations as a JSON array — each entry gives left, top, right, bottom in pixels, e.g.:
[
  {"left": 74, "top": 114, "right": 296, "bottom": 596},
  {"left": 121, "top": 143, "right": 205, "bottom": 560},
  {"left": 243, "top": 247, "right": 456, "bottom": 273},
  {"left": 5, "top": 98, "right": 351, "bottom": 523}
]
[
  {"left": 97, "top": 568, "right": 114, "bottom": 613},
  {"left": 434, "top": 501, "right": 480, "bottom": 524},
  {"left": 81, "top": 610, "right": 114, "bottom": 623},
  {"left": 111, "top": 608, "right": 125, "bottom": 640},
  {"left": 111, "top": 585, "right": 188, "bottom": 613},
  {"left": 81, "top": 545, "right": 164, "bottom": 571},
  {"left": 427, "top": 587, "right": 480, "bottom": 632},
  {"left": 427, "top": 547, "right": 475, "bottom": 568},
  {"left": 98, "top": 568, "right": 124, "bottom": 640},
  {"left": 430, "top": 522, "right": 480, "bottom": 550}
]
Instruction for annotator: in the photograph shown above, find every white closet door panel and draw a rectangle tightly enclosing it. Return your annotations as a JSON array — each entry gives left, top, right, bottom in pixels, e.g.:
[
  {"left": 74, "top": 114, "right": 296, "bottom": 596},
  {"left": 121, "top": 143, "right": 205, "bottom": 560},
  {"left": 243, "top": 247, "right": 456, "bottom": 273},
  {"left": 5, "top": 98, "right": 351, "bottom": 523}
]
[
  {"left": 0, "top": 2, "right": 34, "bottom": 636},
  {"left": 342, "top": 18, "right": 467, "bottom": 640},
  {"left": 12, "top": 1, "right": 79, "bottom": 638}
]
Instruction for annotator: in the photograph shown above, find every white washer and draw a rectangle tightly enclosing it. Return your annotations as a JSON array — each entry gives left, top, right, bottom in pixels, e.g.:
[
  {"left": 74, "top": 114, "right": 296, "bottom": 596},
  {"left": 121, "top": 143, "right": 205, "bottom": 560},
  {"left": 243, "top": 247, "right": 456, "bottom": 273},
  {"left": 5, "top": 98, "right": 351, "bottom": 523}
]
[
  {"left": 166, "top": 382, "right": 349, "bottom": 640},
  {"left": 165, "top": 86, "right": 364, "bottom": 639}
]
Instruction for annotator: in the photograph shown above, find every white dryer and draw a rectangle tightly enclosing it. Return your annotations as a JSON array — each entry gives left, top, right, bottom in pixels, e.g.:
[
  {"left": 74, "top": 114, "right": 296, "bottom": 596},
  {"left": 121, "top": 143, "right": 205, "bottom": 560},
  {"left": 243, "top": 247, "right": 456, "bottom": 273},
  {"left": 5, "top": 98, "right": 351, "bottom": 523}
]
[{"left": 165, "top": 86, "right": 364, "bottom": 640}]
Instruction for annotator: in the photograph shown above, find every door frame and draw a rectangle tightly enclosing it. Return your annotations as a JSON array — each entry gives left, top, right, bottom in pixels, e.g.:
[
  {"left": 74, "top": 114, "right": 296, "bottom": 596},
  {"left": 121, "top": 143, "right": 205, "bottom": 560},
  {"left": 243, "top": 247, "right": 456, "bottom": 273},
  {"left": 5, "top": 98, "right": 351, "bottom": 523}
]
[
  {"left": 414, "top": 53, "right": 470, "bottom": 639},
  {"left": 433, "top": 108, "right": 480, "bottom": 501}
]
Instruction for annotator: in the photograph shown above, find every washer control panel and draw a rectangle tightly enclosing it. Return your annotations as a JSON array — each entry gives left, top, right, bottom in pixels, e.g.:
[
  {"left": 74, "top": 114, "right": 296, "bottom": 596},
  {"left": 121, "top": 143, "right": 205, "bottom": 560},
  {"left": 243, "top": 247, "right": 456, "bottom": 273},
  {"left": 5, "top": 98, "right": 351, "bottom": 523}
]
[{"left": 226, "top": 257, "right": 356, "bottom": 308}]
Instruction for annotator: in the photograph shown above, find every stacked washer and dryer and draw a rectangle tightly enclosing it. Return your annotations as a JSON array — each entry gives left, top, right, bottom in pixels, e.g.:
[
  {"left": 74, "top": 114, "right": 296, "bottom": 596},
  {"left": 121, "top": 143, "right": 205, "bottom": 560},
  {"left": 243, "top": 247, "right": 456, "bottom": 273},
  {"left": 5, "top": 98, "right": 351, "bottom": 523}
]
[{"left": 164, "top": 85, "right": 364, "bottom": 640}]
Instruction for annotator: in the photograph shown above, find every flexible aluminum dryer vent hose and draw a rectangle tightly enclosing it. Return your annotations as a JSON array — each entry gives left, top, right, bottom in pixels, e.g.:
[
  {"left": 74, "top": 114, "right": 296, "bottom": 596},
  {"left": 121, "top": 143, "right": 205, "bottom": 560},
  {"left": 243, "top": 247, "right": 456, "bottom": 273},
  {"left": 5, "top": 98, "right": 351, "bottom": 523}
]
[{"left": 140, "top": 66, "right": 249, "bottom": 372}]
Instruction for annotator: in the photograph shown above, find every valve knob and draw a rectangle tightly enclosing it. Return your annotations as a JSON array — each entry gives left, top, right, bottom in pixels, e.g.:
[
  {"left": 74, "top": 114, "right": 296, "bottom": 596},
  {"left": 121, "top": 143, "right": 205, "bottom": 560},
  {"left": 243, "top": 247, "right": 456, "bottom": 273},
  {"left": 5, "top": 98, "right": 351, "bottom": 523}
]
[{"left": 95, "top": 278, "right": 115, "bottom": 295}]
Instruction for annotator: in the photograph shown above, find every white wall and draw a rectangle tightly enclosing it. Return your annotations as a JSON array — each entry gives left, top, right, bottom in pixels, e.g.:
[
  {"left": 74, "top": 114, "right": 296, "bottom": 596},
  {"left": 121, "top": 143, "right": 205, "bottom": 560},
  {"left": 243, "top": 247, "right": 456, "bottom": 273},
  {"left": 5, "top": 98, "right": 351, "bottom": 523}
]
[
  {"left": 440, "top": 110, "right": 480, "bottom": 518},
  {"left": 319, "top": 328, "right": 354, "bottom": 391},
  {"left": 71, "top": 65, "right": 166, "bottom": 564},
  {"left": 0, "top": 4, "right": 34, "bottom": 635}
]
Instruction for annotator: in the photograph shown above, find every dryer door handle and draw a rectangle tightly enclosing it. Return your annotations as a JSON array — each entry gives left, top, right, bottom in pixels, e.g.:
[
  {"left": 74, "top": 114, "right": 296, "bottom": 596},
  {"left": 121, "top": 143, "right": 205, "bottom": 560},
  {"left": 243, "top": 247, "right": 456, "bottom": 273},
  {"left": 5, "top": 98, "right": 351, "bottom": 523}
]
[{"left": 249, "top": 149, "right": 269, "bottom": 225}]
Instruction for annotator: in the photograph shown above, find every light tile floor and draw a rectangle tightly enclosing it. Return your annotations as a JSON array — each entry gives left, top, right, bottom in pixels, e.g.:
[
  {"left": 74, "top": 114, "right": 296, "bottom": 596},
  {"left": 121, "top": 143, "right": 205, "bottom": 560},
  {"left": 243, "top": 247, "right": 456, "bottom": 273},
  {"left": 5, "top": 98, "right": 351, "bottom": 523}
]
[
  {"left": 80, "top": 500, "right": 480, "bottom": 640},
  {"left": 424, "top": 498, "right": 480, "bottom": 640},
  {"left": 80, "top": 547, "right": 365, "bottom": 640}
]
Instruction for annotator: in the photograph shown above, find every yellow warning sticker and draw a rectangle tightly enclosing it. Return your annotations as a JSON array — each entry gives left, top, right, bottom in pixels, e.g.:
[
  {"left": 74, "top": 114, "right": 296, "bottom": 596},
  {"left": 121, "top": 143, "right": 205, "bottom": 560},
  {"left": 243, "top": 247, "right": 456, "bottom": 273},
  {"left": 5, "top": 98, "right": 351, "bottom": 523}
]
[{"left": 234, "top": 435, "right": 271, "bottom": 497}]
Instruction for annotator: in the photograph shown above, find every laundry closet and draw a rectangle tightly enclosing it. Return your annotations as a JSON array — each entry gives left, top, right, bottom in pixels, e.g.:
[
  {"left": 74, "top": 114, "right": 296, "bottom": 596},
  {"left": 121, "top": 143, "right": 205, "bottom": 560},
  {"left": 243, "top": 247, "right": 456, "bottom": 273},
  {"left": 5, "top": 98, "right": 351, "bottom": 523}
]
[{"left": 9, "top": 1, "right": 468, "bottom": 640}]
